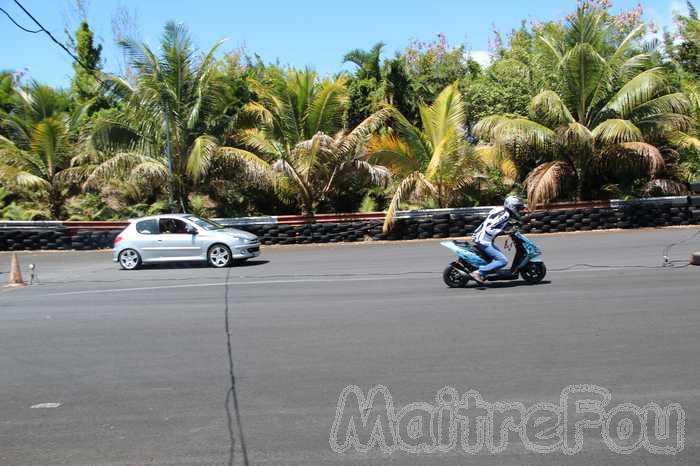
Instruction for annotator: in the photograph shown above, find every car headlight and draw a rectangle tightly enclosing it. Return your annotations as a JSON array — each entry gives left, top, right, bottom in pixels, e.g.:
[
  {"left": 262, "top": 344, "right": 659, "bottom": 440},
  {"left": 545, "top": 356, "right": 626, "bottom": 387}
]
[{"left": 231, "top": 236, "right": 256, "bottom": 244}]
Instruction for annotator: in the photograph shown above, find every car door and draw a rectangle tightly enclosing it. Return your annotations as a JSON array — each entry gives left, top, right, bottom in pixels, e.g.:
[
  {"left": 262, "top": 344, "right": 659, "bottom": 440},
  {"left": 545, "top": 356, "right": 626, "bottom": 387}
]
[
  {"left": 155, "top": 218, "right": 202, "bottom": 260},
  {"left": 133, "top": 218, "right": 161, "bottom": 262}
]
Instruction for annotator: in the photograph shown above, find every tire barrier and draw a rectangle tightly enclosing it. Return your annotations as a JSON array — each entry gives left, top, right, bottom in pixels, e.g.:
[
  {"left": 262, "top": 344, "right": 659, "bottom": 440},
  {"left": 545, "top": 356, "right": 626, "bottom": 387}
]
[
  {"left": 0, "top": 228, "right": 122, "bottom": 252},
  {"left": 0, "top": 200, "right": 698, "bottom": 251},
  {"left": 230, "top": 203, "right": 698, "bottom": 245}
]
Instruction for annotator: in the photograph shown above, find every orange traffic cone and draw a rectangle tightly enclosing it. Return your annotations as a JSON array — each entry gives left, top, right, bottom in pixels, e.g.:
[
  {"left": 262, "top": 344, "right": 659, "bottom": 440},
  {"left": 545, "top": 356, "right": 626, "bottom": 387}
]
[{"left": 6, "top": 253, "right": 26, "bottom": 288}]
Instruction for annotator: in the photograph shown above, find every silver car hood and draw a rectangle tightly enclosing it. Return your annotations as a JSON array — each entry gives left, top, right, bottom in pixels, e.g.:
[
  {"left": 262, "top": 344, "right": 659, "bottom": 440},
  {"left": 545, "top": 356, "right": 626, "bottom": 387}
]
[{"left": 220, "top": 227, "right": 258, "bottom": 240}]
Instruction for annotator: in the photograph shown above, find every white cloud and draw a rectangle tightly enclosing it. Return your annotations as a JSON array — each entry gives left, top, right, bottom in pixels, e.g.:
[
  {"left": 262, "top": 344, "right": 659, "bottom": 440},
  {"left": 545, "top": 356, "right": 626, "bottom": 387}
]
[{"left": 467, "top": 50, "right": 492, "bottom": 68}]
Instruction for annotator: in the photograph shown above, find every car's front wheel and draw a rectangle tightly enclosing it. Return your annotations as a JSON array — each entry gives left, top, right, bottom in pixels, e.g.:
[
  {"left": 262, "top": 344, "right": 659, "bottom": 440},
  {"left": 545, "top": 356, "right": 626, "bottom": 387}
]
[
  {"left": 208, "top": 244, "right": 232, "bottom": 268},
  {"left": 118, "top": 249, "right": 141, "bottom": 270}
]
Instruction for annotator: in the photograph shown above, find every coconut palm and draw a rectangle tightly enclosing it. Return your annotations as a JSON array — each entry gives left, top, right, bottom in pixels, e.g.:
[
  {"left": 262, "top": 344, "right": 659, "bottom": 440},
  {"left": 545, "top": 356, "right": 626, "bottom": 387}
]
[
  {"left": 0, "top": 82, "right": 80, "bottom": 218},
  {"left": 474, "top": 7, "right": 695, "bottom": 207},
  {"left": 365, "top": 84, "right": 479, "bottom": 231},
  {"left": 85, "top": 22, "right": 270, "bottom": 212},
  {"left": 239, "top": 68, "right": 391, "bottom": 215},
  {"left": 343, "top": 42, "right": 385, "bottom": 82}
]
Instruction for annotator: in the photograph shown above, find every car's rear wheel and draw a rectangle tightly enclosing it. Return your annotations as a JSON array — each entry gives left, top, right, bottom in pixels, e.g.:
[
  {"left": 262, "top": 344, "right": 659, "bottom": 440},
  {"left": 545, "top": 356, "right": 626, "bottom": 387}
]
[
  {"left": 118, "top": 249, "right": 141, "bottom": 270},
  {"left": 208, "top": 244, "right": 232, "bottom": 268}
]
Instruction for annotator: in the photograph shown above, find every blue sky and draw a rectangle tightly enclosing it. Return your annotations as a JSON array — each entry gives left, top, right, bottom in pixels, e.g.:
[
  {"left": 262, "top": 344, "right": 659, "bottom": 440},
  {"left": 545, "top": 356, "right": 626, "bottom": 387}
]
[{"left": 0, "top": 0, "right": 688, "bottom": 88}]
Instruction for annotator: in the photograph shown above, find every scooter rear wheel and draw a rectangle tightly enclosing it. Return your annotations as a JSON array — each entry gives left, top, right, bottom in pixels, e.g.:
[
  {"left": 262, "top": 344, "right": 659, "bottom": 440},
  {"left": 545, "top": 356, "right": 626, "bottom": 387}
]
[
  {"left": 443, "top": 265, "right": 469, "bottom": 288},
  {"left": 521, "top": 262, "right": 546, "bottom": 284}
]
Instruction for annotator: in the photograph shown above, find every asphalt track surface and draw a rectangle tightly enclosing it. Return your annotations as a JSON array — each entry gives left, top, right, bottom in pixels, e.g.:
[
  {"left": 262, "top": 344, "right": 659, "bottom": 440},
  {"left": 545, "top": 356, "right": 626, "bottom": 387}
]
[{"left": 1, "top": 227, "right": 699, "bottom": 465}]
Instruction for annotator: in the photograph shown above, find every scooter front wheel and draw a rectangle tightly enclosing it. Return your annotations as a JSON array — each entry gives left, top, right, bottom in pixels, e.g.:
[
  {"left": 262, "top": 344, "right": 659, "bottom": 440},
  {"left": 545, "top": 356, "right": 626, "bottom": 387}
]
[
  {"left": 521, "top": 262, "right": 546, "bottom": 284},
  {"left": 443, "top": 265, "right": 469, "bottom": 288}
]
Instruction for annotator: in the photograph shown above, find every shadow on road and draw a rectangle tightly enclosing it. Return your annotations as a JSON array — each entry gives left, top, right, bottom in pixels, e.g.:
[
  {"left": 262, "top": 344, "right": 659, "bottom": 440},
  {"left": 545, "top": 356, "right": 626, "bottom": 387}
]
[
  {"left": 446, "top": 280, "right": 552, "bottom": 290},
  {"left": 135, "top": 259, "right": 270, "bottom": 271}
]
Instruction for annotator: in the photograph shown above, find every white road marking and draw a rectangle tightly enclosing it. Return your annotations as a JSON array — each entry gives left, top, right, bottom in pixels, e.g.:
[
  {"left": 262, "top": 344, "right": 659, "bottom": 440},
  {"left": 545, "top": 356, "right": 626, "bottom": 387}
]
[
  {"left": 30, "top": 403, "right": 61, "bottom": 409},
  {"left": 34, "top": 265, "right": 670, "bottom": 298},
  {"left": 43, "top": 275, "right": 409, "bottom": 297}
]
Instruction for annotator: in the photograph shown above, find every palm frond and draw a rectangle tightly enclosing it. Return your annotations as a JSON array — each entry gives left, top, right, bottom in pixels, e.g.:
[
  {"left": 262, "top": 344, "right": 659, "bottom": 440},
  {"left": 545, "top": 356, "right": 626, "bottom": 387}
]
[
  {"left": 630, "top": 93, "right": 691, "bottom": 120},
  {"left": 614, "top": 142, "right": 665, "bottom": 175},
  {"left": 635, "top": 113, "right": 693, "bottom": 135},
  {"left": 602, "top": 68, "right": 669, "bottom": 119},
  {"left": 492, "top": 118, "right": 556, "bottom": 153},
  {"left": 129, "top": 160, "right": 168, "bottom": 184},
  {"left": 240, "top": 128, "right": 282, "bottom": 159},
  {"left": 591, "top": 119, "right": 643, "bottom": 145},
  {"left": 306, "top": 76, "right": 348, "bottom": 136},
  {"left": 419, "top": 84, "right": 465, "bottom": 148},
  {"left": 642, "top": 178, "right": 688, "bottom": 195},
  {"left": 473, "top": 114, "right": 514, "bottom": 142},
  {"left": 338, "top": 107, "right": 392, "bottom": 156},
  {"left": 558, "top": 42, "right": 607, "bottom": 122},
  {"left": 525, "top": 161, "right": 574, "bottom": 208},
  {"left": 186, "top": 135, "right": 219, "bottom": 182},
  {"left": 474, "top": 144, "right": 517, "bottom": 184},
  {"left": 217, "top": 147, "right": 273, "bottom": 185},
  {"left": 349, "top": 160, "right": 391, "bottom": 187},
  {"left": 528, "top": 90, "right": 574, "bottom": 128},
  {"left": 556, "top": 122, "right": 593, "bottom": 152},
  {"left": 668, "top": 131, "right": 700, "bottom": 151},
  {"left": 243, "top": 102, "right": 275, "bottom": 127},
  {"left": 83, "top": 152, "right": 153, "bottom": 189},
  {"left": 365, "top": 134, "right": 421, "bottom": 174},
  {"left": 383, "top": 171, "right": 434, "bottom": 232},
  {"left": 12, "top": 170, "right": 51, "bottom": 189}
]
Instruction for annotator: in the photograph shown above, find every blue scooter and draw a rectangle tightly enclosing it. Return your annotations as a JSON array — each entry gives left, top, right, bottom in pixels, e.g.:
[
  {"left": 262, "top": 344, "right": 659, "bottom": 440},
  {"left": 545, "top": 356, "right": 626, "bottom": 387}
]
[{"left": 441, "top": 229, "right": 547, "bottom": 287}]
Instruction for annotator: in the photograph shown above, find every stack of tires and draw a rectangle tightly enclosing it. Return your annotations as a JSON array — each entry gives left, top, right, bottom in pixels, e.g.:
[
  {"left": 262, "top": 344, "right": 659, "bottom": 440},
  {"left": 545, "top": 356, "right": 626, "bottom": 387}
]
[
  {"left": 234, "top": 221, "right": 376, "bottom": 245},
  {"left": 0, "top": 228, "right": 72, "bottom": 251},
  {"left": 690, "top": 181, "right": 700, "bottom": 224},
  {"left": 416, "top": 219, "right": 433, "bottom": 239},
  {"left": 432, "top": 214, "right": 450, "bottom": 238},
  {"left": 70, "top": 229, "right": 123, "bottom": 250},
  {"left": 522, "top": 208, "right": 614, "bottom": 233},
  {"left": 617, "top": 203, "right": 692, "bottom": 228}
]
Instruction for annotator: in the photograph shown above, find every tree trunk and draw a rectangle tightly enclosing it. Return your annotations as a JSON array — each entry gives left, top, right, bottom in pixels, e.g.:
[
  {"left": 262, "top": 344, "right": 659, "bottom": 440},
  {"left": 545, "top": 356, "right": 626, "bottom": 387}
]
[
  {"left": 574, "top": 165, "right": 584, "bottom": 202},
  {"left": 48, "top": 184, "right": 63, "bottom": 220}
]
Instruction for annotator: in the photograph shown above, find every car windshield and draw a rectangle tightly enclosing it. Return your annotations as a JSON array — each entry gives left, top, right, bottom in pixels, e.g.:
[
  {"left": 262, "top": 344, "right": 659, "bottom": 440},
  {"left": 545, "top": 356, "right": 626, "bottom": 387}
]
[{"left": 184, "top": 215, "right": 225, "bottom": 231}]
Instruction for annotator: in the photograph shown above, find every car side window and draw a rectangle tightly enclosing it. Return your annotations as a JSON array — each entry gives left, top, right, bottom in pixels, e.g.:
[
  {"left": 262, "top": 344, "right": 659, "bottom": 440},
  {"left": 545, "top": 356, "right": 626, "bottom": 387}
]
[
  {"left": 136, "top": 219, "right": 158, "bottom": 235},
  {"left": 159, "top": 218, "right": 189, "bottom": 234}
]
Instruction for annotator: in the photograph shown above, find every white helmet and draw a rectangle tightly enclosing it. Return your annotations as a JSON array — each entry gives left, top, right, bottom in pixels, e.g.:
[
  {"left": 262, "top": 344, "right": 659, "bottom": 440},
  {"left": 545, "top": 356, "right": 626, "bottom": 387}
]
[{"left": 504, "top": 195, "right": 526, "bottom": 219}]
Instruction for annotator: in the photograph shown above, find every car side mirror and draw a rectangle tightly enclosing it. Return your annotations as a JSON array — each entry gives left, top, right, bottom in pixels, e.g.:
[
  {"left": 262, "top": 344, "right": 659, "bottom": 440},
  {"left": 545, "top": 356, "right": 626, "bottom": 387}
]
[{"left": 186, "top": 226, "right": 198, "bottom": 235}]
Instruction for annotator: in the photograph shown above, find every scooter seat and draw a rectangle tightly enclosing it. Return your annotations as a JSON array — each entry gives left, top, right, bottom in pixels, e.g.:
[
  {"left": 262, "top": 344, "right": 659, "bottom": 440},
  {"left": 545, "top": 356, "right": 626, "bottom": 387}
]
[{"left": 453, "top": 240, "right": 492, "bottom": 262}]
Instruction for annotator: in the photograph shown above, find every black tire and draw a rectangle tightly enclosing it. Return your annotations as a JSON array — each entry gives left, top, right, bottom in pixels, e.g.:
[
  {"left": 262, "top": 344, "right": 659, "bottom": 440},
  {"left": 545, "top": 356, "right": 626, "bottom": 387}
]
[
  {"left": 521, "top": 262, "right": 546, "bottom": 284},
  {"left": 118, "top": 248, "right": 142, "bottom": 270},
  {"left": 208, "top": 244, "right": 232, "bottom": 268},
  {"left": 443, "top": 265, "right": 468, "bottom": 288}
]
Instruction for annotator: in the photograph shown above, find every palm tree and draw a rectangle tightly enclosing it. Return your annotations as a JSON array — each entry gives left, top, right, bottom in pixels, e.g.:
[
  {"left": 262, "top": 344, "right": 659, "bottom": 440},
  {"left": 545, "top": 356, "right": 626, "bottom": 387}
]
[
  {"left": 85, "top": 22, "right": 269, "bottom": 212},
  {"left": 365, "top": 84, "right": 479, "bottom": 231},
  {"left": 343, "top": 42, "right": 385, "bottom": 82},
  {"left": 0, "top": 82, "right": 80, "bottom": 218},
  {"left": 474, "top": 7, "right": 695, "bottom": 207},
  {"left": 239, "top": 68, "right": 391, "bottom": 215}
]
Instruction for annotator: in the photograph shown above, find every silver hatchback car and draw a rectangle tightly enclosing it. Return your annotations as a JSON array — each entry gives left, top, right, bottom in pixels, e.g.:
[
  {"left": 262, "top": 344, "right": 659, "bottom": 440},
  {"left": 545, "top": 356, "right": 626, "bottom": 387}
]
[{"left": 113, "top": 214, "right": 261, "bottom": 270}]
